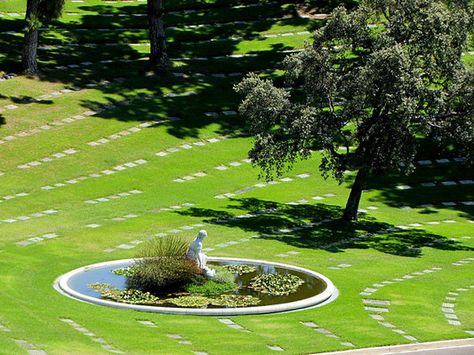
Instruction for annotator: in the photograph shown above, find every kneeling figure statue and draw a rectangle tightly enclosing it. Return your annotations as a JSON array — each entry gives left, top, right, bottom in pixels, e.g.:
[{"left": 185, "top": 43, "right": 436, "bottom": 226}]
[{"left": 187, "top": 230, "right": 216, "bottom": 278}]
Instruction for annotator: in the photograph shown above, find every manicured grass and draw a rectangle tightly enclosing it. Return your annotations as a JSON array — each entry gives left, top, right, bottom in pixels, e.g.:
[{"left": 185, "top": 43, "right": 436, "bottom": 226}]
[{"left": 0, "top": 0, "right": 473, "bottom": 354}]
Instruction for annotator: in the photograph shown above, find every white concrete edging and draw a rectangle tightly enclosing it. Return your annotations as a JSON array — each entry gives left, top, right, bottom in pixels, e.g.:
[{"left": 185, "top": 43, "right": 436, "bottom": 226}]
[{"left": 55, "top": 257, "right": 336, "bottom": 315}]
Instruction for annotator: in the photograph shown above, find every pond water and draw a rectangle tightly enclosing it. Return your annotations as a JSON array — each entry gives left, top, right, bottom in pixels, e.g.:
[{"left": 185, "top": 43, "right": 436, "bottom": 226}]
[{"left": 66, "top": 259, "right": 327, "bottom": 308}]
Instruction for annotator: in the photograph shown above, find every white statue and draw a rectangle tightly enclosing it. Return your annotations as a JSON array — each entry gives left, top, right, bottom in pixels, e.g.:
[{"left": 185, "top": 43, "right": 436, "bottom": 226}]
[{"left": 187, "top": 230, "right": 215, "bottom": 277}]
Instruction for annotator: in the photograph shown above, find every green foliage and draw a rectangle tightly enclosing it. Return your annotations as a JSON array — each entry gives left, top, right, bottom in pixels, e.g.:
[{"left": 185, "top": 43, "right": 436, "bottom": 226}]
[
  {"left": 127, "top": 236, "right": 203, "bottom": 293},
  {"left": 89, "top": 283, "right": 163, "bottom": 305},
  {"left": 224, "top": 264, "right": 257, "bottom": 275},
  {"left": 211, "top": 266, "right": 236, "bottom": 284},
  {"left": 210, "top": 295, "right": 261, "bottom": 307},
  {"left": 127, "top": 256, "right": 203, "bottom": 293},
  {"left": 165, "top": 294, "right": 261, "bottom": 308},
  {"left": 249, "top": 274, "right": 304, "bottom": 296},
  {"left": 37, "top": 0, "right": 65, "bottom": 23},
  {"left": 186, "top": 280, "right": 237, "bottom": 296},
  {"left": 235, "top": 0, "right": 474, "bottom": 219},
  {"left": 165, "top": 295, "right": 210, "bottom": 307},
  {"left": 112, "top": 266, "right": 138, "bottom": 277},
  {"left": 138, "top": 235, "right": 190, "bottom": 258}
]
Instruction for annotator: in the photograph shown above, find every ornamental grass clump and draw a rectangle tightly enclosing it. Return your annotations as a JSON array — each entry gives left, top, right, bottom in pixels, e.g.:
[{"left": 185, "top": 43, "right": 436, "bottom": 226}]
[{"left": 127, "top": 236, "right": 204, "bottom": 293}]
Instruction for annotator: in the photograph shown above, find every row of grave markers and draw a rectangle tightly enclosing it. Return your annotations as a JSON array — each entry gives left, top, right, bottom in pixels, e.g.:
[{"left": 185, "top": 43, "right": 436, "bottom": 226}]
[
  {"left": 2, "top": 89, "right": 191, "bottom": 148},
  {"left": 1, "top": 209, "right": 58, "bottom": 224},
  {"left": 443, "top": 284, "right": 474, "bottom": 333},
  {"left": 137, "top": 320, "right": 209, "bottom": 354},
  {"left": 103, "top": 220, "right": 203, "bottom": 252},
  {"left": 0, "top": 79, "right": 112, "bottom": 115},
  {"left": 399, "top": 201, "right": 474, "bottom": 209},
  {"left": 214, "top": 173, "right": 311, "bottom": 199},
  {"left": 17, "top": 148, "right": 78, "bottom": 170},
  {"left": 173, "top": 158, "right": 251, "bottom": 183},
  {"left": 0, "top": 320, "right": 47, "bottom": 354},
  {"left": 361, "top": 266, "right": 444, "bottom": 343},
  {"left": 61, "top": 318, "right": 124, "bottom": 354},
  {"left": 41, "top": 159, "right": 148, "bottom": 192},
  {"left": 37, "top": 30, "right": 311, "bottom": 50},
  {"left": 84, "top": 189, "right": 143, "bottom": 205},
  {"left": 396, "top": 179, "right": 473, "bottom": 190},
  {"left": 86, "top": 121, "right": 163, "bottom": 147}
]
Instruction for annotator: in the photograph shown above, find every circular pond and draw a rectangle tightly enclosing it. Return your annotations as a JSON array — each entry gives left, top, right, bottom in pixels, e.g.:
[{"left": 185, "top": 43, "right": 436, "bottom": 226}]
[{"left": 56, "top": 257, "right": 336, "bottom": 315}]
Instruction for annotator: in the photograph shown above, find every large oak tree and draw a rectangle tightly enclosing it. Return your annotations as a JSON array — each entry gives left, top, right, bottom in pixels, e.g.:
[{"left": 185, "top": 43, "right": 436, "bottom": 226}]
[
  {"left": 23, "top": 0, "right": 65, "bottom": 74},
  {"left": 235, "top": 0, "right": 474, "bottom": 221}
]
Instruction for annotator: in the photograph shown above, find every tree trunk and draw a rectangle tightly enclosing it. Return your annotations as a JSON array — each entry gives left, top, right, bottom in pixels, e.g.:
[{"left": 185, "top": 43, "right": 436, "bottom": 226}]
[
  {"left": 342, "top": 167, "right": 368, "bottom": 221},
  {"left": 22, "top": 0, "right": 40, "bottom": 75},
  {"left": 147, "top": 0, "right": 169, "bottom": 68}
]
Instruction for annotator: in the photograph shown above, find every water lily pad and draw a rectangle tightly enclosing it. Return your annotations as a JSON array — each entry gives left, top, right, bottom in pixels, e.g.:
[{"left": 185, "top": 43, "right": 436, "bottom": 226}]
[
  {"left": 88, "top": 283, "right": 163, "bottom": 305},
  {"left": 165, "top": 295, "right": 210, "bottom": 307},
  {"left": 249, "top": 274, "right": 304, "bottom": 296},
  {"left": 210, "top": 294, "right": 261, "bottom": 307},
  {"left": 224, "top": 264, "right": 257, "bottom": 275},
  {"left": 112, "top": 266, "right": 138, "bottom": 277}
]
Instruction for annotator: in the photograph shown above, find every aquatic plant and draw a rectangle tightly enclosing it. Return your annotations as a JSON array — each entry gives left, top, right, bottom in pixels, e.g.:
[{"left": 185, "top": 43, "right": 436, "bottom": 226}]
[
  {"left": 210, "top": 295, "right": 261, "bottom": 307},
  {"left": 165, "top": 295, "right": 210, "bottom": 308},
  {"left": 88, "top": 283, "right": 163, "bottom": 305},
  {"left": 224, "top": 264, "right": 257, "bottom": 275},
  {"left": 186, "top": 280, "right": 237, "bottom": 297},
  {"left": 112, "top": 266, "right": 138, "bottom": 277},
  {"left": 249, "top": 274, "right": 304, "bottom": 296},
  {"left": 127, "top": 236, "right": 204, "bottom": 293}
]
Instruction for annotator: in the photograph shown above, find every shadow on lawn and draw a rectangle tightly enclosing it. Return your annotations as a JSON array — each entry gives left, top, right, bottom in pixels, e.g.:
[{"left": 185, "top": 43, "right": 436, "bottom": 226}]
[
  {"left": 0, "top": 0, "right": 322, "bottom": 134},
  {"left": 177, "top": 197, "right": 473, "bottom": 257}
]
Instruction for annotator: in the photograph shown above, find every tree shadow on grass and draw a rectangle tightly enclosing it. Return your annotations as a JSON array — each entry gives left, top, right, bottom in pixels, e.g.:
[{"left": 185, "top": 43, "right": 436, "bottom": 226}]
[
  {"left": 177, "top": 197, "right": 472, "bottom": 257},
  {"left": 0, "top": 1, "right": 326, "bottom": 139}
]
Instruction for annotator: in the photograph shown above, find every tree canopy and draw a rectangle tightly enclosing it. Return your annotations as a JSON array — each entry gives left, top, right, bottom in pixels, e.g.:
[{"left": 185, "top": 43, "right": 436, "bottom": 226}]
[{"left": 235, "top": 0, "right": 474, "bottom": 221}]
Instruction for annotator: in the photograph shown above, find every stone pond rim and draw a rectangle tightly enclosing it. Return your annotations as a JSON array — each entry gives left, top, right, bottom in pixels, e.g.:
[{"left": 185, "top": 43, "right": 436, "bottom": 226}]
[{"left": 55, "top": 257, "right": 337, "bottom": 316}]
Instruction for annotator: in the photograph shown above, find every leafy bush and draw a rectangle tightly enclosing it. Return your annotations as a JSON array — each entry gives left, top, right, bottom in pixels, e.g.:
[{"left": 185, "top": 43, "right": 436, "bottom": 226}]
[
  {"left": 186, "top": 280, "right": 236, "bottom": 297},
  {"left": 249, "top": 274, "right": 304, "bottom": 296},
  {"left": 127, "top": 236, "right": 204, "bottom": 293}
]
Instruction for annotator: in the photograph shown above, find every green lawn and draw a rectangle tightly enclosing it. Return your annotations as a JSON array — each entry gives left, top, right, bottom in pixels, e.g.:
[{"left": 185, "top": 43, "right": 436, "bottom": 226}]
[{"left": 0, "top": 0, "right": 473, "bottom": 354}]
